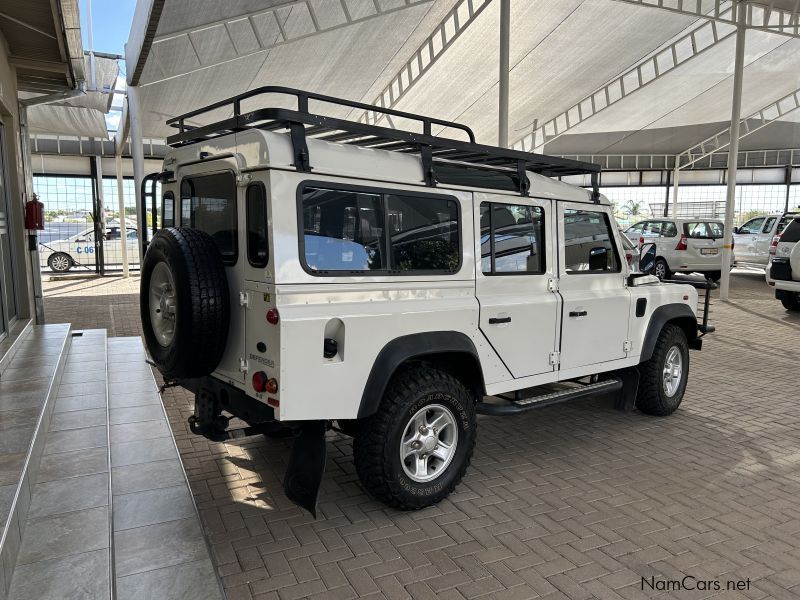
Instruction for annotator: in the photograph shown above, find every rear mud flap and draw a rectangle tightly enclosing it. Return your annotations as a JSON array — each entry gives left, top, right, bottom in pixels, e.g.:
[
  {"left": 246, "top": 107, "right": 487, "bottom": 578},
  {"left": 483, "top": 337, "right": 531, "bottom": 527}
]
[{"left": 283, "top": 421, "right": 327, "bottom": 517}]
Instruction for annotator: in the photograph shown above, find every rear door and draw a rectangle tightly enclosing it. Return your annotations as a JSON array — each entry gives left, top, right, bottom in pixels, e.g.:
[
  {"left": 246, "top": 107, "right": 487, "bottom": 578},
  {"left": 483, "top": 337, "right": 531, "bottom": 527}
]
[
  {"left": 754, "top": 216, "right": 778, "bottom": 263},
  {"left": 557, "top": 203, "right": 631, "bottom": 371},
  {"left": 475, "top": 194, "right": 560, "bottom": 378},
  {"left": 178, "top": 159, "right": 246, "bottom": 386},
  {"left": 733, "top": 217, "right": 764, "bottom": 262}
]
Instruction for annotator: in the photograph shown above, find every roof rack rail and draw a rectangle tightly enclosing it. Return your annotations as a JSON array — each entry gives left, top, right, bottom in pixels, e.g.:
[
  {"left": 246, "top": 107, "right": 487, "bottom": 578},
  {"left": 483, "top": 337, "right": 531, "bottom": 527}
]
[{"left": 166, "top": 86, "right": 601, "bottom": 199}]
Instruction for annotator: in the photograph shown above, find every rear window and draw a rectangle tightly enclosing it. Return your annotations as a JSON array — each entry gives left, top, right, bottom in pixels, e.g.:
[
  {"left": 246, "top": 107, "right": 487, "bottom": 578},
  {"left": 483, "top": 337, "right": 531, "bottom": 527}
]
[
  {"left": 300, "top": 185, "right": 459, "bottom": 274},
  {"left": 778, "top": 214, "right": 800, "bottom": 234},
  {"left": 180, "top": 172, "right": 237, "bottom": 264},
  {"left": 684, "top": 222, "right": 723, "bottom": 239},
  {"left": 781, "top": 218, "right": 800, "bottom": 244}
]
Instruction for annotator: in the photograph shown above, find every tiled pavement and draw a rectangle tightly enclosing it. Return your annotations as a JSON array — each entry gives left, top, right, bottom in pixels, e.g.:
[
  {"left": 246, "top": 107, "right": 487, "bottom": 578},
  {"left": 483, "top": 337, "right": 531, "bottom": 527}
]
[{"left": 43, "top": 270, "right": 800, "bottom": 599}]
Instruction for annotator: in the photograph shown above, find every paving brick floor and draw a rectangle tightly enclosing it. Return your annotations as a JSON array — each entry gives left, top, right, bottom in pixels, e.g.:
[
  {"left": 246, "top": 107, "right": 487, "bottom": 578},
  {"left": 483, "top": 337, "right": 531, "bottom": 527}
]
[{"left": 42, "top": 270, "right": 800, "bottom": 599}]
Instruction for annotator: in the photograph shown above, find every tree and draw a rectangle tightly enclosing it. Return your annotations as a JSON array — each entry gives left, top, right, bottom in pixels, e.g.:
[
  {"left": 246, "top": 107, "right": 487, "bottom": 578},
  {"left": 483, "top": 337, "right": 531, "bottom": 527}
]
[{"left": 624, "top": 200, "right": 643, "bottom": 217}]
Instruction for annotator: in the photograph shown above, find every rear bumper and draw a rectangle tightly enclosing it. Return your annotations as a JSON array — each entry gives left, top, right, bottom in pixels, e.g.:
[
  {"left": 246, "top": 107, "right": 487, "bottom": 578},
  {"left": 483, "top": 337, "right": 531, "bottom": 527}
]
[{"left": 775, "top": 280, "right": 800, "bottom": 293}]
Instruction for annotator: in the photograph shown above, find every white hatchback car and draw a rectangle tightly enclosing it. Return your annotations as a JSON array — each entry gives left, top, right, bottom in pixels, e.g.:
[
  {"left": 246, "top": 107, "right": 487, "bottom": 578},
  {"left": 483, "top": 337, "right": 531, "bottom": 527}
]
[
  {"left": 42, "top": 225, "right": 138, "bottom": 272},
  {"left": 624, "top": 218, "right": 731, "bottom": 281}
]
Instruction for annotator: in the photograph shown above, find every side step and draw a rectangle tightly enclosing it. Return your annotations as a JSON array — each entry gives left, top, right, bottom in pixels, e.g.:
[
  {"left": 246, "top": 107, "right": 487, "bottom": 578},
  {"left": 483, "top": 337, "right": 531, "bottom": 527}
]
[{"left": 476, "top": 378, "right": 623, "bottom": 416}]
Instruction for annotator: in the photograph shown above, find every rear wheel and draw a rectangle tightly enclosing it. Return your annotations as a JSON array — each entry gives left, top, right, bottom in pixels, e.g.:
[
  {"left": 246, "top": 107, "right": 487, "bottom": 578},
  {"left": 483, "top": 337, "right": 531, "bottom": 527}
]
[
  {"left": 780, "top": 293, "right": 800, "bottom": 312},
  {"left": 707, "top": 271, "right": 721, "bottom": 282},
  {"left": 654, "top": 258, "right": 671, "bottom": 280},
  {"left": 636, "top": 324, "right": 689, "bottom": 416},
  {"left": 48, "top": 253, "right": 72, "bottom": 273},
  {"left": 353, "top": 367, "right": 476, "bottom": 510}
]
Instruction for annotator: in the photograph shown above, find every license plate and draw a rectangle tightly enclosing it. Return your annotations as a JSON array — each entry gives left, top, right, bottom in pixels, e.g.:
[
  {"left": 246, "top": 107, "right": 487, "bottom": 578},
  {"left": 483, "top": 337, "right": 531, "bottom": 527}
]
[{"left": 700, "top": 248, "right": 718, "bottom": 255}]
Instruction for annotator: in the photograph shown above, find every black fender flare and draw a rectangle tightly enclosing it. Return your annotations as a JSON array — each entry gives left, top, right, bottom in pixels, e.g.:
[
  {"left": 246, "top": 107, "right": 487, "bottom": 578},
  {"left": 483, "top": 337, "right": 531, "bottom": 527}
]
[
  {"left": 640, "top": 304, "right": 698, "bottom": 362},
  {"left": 357, "top": 331, "right": 484, "bottom": 419}
]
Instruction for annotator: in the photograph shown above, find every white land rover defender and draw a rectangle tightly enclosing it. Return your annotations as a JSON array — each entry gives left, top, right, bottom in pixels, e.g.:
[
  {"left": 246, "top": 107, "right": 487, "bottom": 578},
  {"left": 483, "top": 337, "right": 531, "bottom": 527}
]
[{"left": 139, "top": 87, "right": 713, "bottom": 516}]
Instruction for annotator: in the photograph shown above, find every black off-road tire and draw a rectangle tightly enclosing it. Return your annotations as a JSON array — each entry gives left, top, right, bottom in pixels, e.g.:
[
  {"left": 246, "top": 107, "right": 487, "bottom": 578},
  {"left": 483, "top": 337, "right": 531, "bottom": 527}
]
[
  {"left": 140, "top": 227, "right": 230, "bottom": 379},
  {"left": 353, "top": 367, "right": 476, "bottom": 510},
  {"left": 781, "top": 293, "right": 800, "bottom": 311},
  {"left": 707, "top": 271, "right": 722, "bottom": 283},
  {"left": 636, "top": 324, "right": 689, "bottom": 416},
  {"left": 654, "top": 258, "right": 671, "bottom": 280}
]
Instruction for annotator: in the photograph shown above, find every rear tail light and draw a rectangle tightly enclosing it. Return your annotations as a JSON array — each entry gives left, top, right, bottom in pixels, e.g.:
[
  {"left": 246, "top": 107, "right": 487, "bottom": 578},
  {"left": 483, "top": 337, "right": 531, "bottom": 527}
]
[
  {"left": 675, "top": 234, "right": 688, "bottom": 251},
  {"left": 266, "top": 308, "right": 279, "bottom": 325},
  {"left": 265, "top": 378, "right": 278, "bottom": 394},
  {"left": 625, "top": 252, "right": 633, "bottom": 266},
  {"left": 252, "top": 371, "right": 268, "bottom": 392},
  {"left": 639, "top": 236, "right": 644, "bottom": 248},
  {"left": 769, "top": 235, "right": 781, "bottom": 255}
]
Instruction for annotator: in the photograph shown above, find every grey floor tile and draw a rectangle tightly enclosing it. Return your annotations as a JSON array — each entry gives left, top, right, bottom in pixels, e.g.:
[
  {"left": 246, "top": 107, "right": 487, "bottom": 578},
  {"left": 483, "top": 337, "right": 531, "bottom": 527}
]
[
  {"left": 0, "top": 453, "right": 26, "bottom": 486},
  {"left": 0, "top": 425, "right": 36, "bottom": 454},
  {"left": 109, "top": 405, "right": 165, "bottom": 425},
  {"left": 57, "top": 380, "right": 106, "bottom": 398},
  {"left": 116, "top": 557, "right": 222, "bottom": 600},
  {"left": 114, "top": 484, "right": 195, "bottom": 531},
  {"left": 108, "top": 368, "right": 153, "bottom": 383},
  {"left": 0, "top": 483, "right": 16, "bottom": 525},
  {"left": 114, "top": 517, "right": 207, "bottom": 577},
  {"left": 112, "top": 459, "right": 186, "bottom": 495},
  {"left": 59, "top": 369, "right": 107, "bottom": 385},
  {"left": 0, "top": 368, "right": 47, "bottom": 383},
  {"left": 0, "top": 379, "right": 49, "bottom": 410},
  {"left": 111, "top": 437, "right": 177, "bottom": 467},
  {"left": 63, "top": 359, "right": 105, "bottom": 372},
  {"left": 0, "top": 407, "right": 42, "bottom": 429},
  {"left": 7, "top": 353, "right": 60, "bottom": 371},
  {"left": 109, "top": 379, "right": 157, "bottom": 396},
  {"left": 54, "top": 393, "right": 107, "bottom": 413},
  {"left": 37, "top": 447, "right": 108, "bottom": 483},
  {"left": 29, "top": 472, "right": 109, "bottom": 519},
  {"left": 17, "top": 506, "right": 108, "bottom": 564},
  {"left": 49, "top": 408, "right": 107, "bottom": 432},
  {"left": 44, "top": 425, "right": 107, "bottom": 455},
  {"left": 108, "top": 391, "right": 160, "bottom": 409},
  {"left": 109, "top": 420, "right": 171, "bottom": 444},
  {"left": 7, "top": 548, "right": 109, "bottom": 600}
]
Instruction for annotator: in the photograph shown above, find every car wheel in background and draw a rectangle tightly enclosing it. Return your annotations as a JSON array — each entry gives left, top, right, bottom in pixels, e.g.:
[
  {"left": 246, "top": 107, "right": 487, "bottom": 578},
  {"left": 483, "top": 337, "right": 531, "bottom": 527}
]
[
  {"left": 654, "top": 258, "right": 671, "bottom": 280},
  {"left": 47, "top": 253, "right": 72, "bottom": 273},
  {"left": 780, "top": 293, "right": 800, "bottom": 312},
  {"left": 707, "top": 271, "right": 721, "bottom": 282}
]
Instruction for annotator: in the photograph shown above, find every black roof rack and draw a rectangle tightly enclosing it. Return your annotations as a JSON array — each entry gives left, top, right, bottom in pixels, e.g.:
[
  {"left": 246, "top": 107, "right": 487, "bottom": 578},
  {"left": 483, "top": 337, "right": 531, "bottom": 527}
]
[{"left": 166, "top": 86, "right": 601, "bottom": 199}]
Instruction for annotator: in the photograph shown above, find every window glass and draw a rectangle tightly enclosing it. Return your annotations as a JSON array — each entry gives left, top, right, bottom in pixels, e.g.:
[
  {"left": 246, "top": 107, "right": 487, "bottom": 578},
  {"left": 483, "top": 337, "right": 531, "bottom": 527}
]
[
  {"left": 627, "top": 222, "right": 644, "bottom": 233},
  {"left": 762, "top": 217, "right": 777, "bottom": 233},
  {"left": 126, "top": 229, "right": 138, "bottom": 240},
  {"left": 300, "top": 186, "right": 460, "bottom": 274},
  {"left": 162, "top": 192, "right": 175, "bottom": 228},
  {"left": 684, "top": 222, "right": 708, "bottom": 238},
  {"left": 246, "top": 183, "right": 268, "bottom": 268},
  {"left": 563, "top": 209, "right": 620, "bottom": 273},
  {"left": 106, "top": 228, "right": 121, "bottom": 240},
  {"left": 180, "top": 173, "right": 237, "bottom": 263},
  {"left": 480, "top": 202, "right": 544, "bottom": 274},
  {"left": 662, "top": 222, "right": 677, "bottom": 237},
  {"left": 738, "top": 217, "right": 764, "bottom": 234},
  {"left": 301, "top": 187, "right": 385, "bottom": 271},
  {"left": 780, "top": 218, "right": 800, "bottom": 243},
  {"left": 386, "top": 194, "right": 459, "bottom": 272},
  {"left": 707, "top": 222, "right": 723, "bottom": 238},
  {"left": 777, "top": 214, "right": 798, "bottom": 234}
]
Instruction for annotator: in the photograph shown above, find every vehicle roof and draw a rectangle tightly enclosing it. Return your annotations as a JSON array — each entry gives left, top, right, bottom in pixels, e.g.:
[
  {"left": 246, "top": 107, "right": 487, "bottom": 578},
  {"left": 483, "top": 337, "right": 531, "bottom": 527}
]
[
  {"left": 628, "top": 217, "right": 725, "bottom": 225},
  {"left": 165, "top": 129, "right": 608, "bottom": 206}
]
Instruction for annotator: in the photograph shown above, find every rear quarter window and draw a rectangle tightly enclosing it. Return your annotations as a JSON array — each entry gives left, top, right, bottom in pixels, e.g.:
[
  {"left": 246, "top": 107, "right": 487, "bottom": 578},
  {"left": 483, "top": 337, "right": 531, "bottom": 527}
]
[
  {"left": 180, "top": 172, "right": 238, "bottom": 264},
  {"left": 780, "top": 219, "right": 800, "bottom": 244}
]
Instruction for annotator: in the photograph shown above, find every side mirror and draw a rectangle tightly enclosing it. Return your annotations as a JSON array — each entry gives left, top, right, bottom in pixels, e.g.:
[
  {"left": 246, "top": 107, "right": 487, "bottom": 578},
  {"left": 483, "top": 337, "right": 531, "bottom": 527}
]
[
  {"left": 639, "top": 242, "right": 657, "bottom": 274},
  {"left": 588, "top": 246, "right": 608, "bottom": 271},
  {"left": 732, "top": 227, "right": 739, "bottom": 234},
  {"left": 75, "top": 238, "right": 86, "bottom": 243}
]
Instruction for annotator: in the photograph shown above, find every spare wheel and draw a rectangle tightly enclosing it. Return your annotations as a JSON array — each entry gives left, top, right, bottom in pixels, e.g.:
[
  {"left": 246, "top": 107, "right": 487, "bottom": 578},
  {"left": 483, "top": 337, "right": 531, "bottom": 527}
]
[
  {"left": 790, "top": 239, "right": 800, "bottom": 282},
  {"left": 140, "top": 227, "right": 230, "bottom": 379}
]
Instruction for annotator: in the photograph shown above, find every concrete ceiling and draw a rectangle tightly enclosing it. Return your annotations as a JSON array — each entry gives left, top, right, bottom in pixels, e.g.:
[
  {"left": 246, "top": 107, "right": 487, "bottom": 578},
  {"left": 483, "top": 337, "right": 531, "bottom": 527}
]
[{"left": 126, "top": 0, "right": 800, "bottom": 160}]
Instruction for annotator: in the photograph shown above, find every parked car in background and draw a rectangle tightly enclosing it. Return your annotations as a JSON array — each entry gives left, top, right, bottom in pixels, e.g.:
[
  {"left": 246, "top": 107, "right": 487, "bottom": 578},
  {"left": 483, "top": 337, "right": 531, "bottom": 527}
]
[
  {"left": 766, "top": 215, "right": 800, "bottom": 311},
  {"left": 733, "top": 211, "right": 800, "bottom": 267},
  {"left": 624, "top": 218, "right": 732, "bottom": 281},
  {"left": 41, "top": 225, "right": 138, "bottom": 272}
]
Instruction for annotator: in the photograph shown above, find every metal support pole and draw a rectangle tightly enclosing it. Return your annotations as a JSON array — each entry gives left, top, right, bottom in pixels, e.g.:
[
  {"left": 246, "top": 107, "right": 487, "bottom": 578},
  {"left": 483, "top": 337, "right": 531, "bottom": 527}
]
[
  {"left": 663, "top": 169, "right": 671, "bottom": 217},
  {"left": 498, "top": 0, "right": 510, "bottom": 148},
  {"left": 720, "top": 2, "right": 747, "bottom": 302},
  {"left": 95, "top": 155, "right": 105, "bottom": 275},
  {"left": 115, "top": 154, "right": 129, "bottom": 277},
  {"left": 785, "top": 165, "right": 793, "bottom": 213},
  {"left": 671, "top": 158, "right": 680, "bottom": 218},
  {"left": 127, "top": 86, "right": 146, "bottom": 264}
]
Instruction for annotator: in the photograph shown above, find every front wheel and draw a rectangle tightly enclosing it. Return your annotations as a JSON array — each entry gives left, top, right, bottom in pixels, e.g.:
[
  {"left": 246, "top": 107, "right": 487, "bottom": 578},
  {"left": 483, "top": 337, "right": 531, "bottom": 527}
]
[
  {"left": 780, "top": 293, "right": 800, "bottom": 312},
  {"left": 654, "top": 258, "right": 671, "bottom": 280},
  {"left": 353, "top": 367, "right": 476, "bottom": 510},
  {"left": 48, "top": 253, "right": 72, "bottom": 273},
  {"left": 636, "top": 324, "right": 689, "bottom": 416}
]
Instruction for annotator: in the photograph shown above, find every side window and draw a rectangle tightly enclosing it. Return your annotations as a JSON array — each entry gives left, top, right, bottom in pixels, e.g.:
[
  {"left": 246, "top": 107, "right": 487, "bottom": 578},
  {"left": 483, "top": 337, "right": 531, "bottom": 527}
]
[
  {"left": 480, "top": 202, "right": 545, "bottom": 274},
  {"left": 779, "top": 218, "right": 800, "bottom": 243},
  {"left": 738, "top": 217, "right": 764, "bottom": 234},
  {"left": 162, "top": 191, "right": 175, "bottom": 228},
  {"left": 300, "top": 185, "right": 459, "bottom": 274},
  {"left": 706, "top": 222, "right": 723, "bottom": 238},
  {"left": 246, "top": 183, "right": 268, "bottom": 268},
  {"left": 626, "top": 223, "right": 644, "bottom": 234},
  {"left": 685, "top": 222, "right": 708, "bottom": 238},
  {"left": 762, "top": 217, "right": 777, "bottom": 234},
  {"left": 180, "top": 173, "right": 237, "bottom": 264},
  {"left": 662, "top": 222, "right": 677, "bottom": 237},
  {"left": 126, "top": 229, "right": 138, "bottom": 240},
  {"left": 563, "top": 209, "right": 620, "bottom": 273}
]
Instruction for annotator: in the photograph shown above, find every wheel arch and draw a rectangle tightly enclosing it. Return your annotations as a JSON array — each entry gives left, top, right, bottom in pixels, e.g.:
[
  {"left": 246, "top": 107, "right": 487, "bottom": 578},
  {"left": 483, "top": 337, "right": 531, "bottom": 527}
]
[
  {"left": 640, "top": 304, "right": 697, "bottom": 363},
  {"left": 357, "top": 331, "right": 485, "bottom": 419}
]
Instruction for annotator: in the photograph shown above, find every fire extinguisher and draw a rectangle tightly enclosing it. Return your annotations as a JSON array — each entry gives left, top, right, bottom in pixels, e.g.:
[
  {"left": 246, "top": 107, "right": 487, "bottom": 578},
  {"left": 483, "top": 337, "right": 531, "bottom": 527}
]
[{"left": 25, "top": 193, "right": 45, "bottom": 230}]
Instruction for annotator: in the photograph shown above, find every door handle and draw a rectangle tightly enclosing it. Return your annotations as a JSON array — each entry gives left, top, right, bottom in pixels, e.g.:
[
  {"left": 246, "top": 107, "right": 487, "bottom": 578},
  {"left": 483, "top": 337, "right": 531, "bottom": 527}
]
[
  {"left": 569, "top": 310, "right": 588, "bottom": 317},
  {"left": 488, "top": 316, "right": 511, "bottom": 324}
]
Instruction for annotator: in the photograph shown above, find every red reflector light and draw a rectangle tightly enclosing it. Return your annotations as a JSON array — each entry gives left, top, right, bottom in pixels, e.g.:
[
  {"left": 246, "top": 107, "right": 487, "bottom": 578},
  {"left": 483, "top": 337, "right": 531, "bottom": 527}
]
[
  {"left": 252, "top": 371, "right": 268, "bottom": 393},
  {"left": 267, "top": 397, "right": 280, "bottom": 408},
  {"left": 675, "top": 234, "right": 688, "bottom": 251},
  {"left": 265, "top": 378, "right": 278, "bottom": 394},
  {"left": 266, "top": 308, "right": 279, "bottom": 325},
  {"left": 683, "top": 295, "right": 689, "bottom": 301},
  {"left": 769, "top": 235, "right": 780, "bottom": 255}
]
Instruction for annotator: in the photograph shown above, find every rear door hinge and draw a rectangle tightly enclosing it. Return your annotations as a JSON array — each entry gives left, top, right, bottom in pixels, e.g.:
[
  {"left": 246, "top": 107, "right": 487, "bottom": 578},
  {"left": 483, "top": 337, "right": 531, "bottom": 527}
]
[
  {"left": 239, "top": 358, "right": 249, "bottom": 373},
  {"left": 623, "top": 340, "right": 632, "bottom": 353},
  {"left": 239, "top": 291, "right": 249, "bottom": 307},
  {"left": 548, "top": 278, "right": 558, "bottom": 292},
  {"left": 549, "top": 351, "right": 560, "bottom": 366}
]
